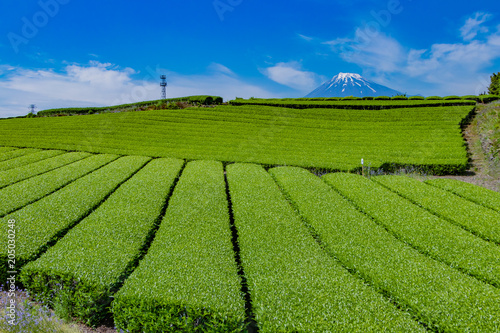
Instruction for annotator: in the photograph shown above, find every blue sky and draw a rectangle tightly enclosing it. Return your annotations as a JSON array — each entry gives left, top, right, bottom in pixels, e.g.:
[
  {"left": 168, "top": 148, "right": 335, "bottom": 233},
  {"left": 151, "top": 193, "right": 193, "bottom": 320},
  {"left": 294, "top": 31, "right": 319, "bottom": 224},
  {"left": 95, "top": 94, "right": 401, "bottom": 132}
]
[{"left": 1, "top": 0, "right": 500, "bottom": 117}]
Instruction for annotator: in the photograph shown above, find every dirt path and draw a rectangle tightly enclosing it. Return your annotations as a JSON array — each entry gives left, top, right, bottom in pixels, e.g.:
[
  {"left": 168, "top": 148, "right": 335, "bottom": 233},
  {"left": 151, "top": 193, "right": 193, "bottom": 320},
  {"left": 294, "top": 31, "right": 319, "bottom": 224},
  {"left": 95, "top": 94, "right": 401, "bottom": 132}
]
[{"left": 430, "top": 102, "right": 500, "bottom": 192}]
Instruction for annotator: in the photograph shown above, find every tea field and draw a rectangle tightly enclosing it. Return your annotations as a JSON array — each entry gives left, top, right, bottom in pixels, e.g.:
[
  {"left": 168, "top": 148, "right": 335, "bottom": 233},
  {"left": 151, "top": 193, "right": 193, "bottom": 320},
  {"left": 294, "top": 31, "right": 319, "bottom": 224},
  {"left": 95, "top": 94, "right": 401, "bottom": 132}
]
[
  {"left": 0, "top": 103, "right": 476, "bottom": 174},
  {"left": 0, "top": 148, "right": 499, "bottom": 332},
  {"left": 1, "top": 101, "right": 500, "bottom": 332}
]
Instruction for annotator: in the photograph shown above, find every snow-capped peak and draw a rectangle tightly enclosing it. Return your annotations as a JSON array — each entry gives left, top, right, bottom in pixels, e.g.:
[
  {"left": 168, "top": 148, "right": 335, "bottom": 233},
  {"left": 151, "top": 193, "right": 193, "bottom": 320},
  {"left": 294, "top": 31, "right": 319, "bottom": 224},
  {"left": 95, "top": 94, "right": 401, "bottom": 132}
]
[
  {"left": 305, "top": 72, "right": 402, "bottom": 98},
  {"left": 334, "top": 73, "right": 362, "bottom": 81}
]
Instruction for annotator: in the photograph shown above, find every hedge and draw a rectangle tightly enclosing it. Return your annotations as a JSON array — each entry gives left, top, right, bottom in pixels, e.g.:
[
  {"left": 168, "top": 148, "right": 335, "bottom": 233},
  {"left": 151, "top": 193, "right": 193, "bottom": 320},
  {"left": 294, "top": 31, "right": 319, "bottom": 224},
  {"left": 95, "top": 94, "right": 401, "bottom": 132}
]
[
  {"left": 373, "top": 176, "right": 500, "bottom": 244},
  {"left": 226, "top": 163, "right": 424, "bottom": 332},
  {"left": 0, "top": 148, "right": 41, "bottom": 163},
  {"left": 1, "top": 156, "right": 151, "bottom": 288},
  {"left": 0, "top": 149, "right": 64, "bottom": 172},
  {"left": 21, "top": 158, "right": 183, "bottom": 326},
  {"left": 0, "top": 152, "right": 90, "bottom": 188},
  {"left": 113, "top": 160, "right": 245, "bottom": 332},
  {"left": 37, "top": 95, "right": 224, "bottom": 116},
  {"left": 271, "top": 166, "right": 500, "bottom": 332},
  {"left": 0, "top": 147, "right": 16, "bottom": 155},
  {"left": 325, "top": 173, "right": 500, "bottom": 288},
  {"left": 228, "top": 98, "right": 475, "bottom": 109},
  {"left": 0, "top": 105, "right": 473, "bottom": 174},
  {"left": 425, "top": 178, "right": 500, "bottom": 213},
  {"left": 0, "top": 153, "right": 118, "bottom": 217}
]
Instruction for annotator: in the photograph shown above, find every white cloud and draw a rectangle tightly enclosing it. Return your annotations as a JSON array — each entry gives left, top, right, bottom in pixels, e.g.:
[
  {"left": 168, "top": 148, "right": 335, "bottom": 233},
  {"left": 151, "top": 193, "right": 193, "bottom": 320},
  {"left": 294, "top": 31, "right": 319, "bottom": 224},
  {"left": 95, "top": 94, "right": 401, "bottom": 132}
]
[
  {"left": 325, "top": 13, "right": 500, "bottom": 96},
  {"left": 207, "top": 62, "right": 236, "bottom": 76},
  {"left": 262, "top": 61, "right": 322, "bottom": 92},
  {"left": 460, "top": 12, "right": 492, "bottom": 41},
  {"left": 325, "top": 28, "right": 405, "bottom": 73},
  {"left": 0, "top": 61, "right": 276, "bottom": 118},
  {"left": 298, "top": 34, "right": 314, "bottom": 42}
]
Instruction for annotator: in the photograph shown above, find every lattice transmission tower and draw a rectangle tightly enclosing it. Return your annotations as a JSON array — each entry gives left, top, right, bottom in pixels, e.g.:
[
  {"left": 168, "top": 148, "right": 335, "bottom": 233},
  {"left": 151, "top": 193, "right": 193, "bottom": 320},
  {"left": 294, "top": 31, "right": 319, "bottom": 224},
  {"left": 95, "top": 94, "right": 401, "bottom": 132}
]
[
  {"left": 160, "top": 75, "right": 167, "bottom": 100},
  {"left": 29, "top": 104, "right": 37, "bottom": 114}
]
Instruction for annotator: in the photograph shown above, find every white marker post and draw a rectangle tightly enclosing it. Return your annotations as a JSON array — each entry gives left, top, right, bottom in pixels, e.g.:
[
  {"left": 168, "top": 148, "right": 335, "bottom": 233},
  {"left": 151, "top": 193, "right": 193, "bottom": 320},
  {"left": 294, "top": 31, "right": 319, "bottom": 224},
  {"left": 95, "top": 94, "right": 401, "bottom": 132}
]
[{"left": 361, "top": 158, "right": 364, "bottom": 176}]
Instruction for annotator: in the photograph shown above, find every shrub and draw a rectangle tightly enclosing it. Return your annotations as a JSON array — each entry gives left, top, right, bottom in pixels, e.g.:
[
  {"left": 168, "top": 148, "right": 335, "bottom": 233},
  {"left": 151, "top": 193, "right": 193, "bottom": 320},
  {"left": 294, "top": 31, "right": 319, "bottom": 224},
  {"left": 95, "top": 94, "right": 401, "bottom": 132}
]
[
  {"left": 0, "top": 148, "right": 41, "bottom": 163},
  {"left": 461, "top": 95, "right": 480, "bottom": 101},
  {"left": 113, "top": 161, "right": 245, "bottom": 332},
  {"left": 21, "top": 158, "right": 183, "bottom": 326},
  {"left": 374, "top": 96, "right": 391, "bottom": 100},
  {"left": 426, "top": 178, "right": 500, "bottom": 213},
  {"left": 0, "top": 152, "right": 90, "bottom": 188},
  {"left": 1, "top": 156, "right": 150, "bottom": 288},
  {"left": 271, "top": 167, "right": 500, "bottom": 332},
  {"left": 373, "top": 175, "right": 500, "bottom": 245},
  {"left": 226, "top": 163, "right": 424, "bottom": 332},
  {"left": 478, "top": 94, "right": 500, "bottom": 103},
  {"left": 0, "top": 154, "right": 118, "bottom": 217},
  {"left": 425, "top": 96, "right": 443, "bottom": 100},
  {"left": 328, "top": 173, "right": 500, "bottom": 288},
  {"left": 0, "top": 150, "right": 64, "bottom": 172}
]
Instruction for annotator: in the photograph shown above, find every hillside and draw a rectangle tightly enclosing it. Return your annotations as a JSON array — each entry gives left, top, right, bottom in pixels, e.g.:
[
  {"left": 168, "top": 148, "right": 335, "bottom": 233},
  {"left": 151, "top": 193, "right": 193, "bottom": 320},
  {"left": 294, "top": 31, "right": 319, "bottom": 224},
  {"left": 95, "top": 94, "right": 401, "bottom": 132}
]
[
  {"left": 1, "top": 99, "right": 500, "bottom": 331},
  {"left": 0, "top": 103, "right": 475, "bottom": 174},
  {"left": 441, "top": 101, "right": 500, "bottom": 192}
]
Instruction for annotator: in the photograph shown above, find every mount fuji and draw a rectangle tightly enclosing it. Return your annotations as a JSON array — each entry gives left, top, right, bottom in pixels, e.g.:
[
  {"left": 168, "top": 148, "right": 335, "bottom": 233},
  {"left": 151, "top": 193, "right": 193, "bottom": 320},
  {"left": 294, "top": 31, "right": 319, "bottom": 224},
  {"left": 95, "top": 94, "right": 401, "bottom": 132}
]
[{"left": 306, "top": 73, "right": 402, "bottom": 98}]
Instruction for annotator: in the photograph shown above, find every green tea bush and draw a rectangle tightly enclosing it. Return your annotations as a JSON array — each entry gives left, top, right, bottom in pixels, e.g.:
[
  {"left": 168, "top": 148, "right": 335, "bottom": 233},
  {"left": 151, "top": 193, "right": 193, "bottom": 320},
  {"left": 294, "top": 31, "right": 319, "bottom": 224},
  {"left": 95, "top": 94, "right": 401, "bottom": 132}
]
[
  {"left": 0, "top": 105, "right": 474, "bottom": 174},
  {"left": 326, "top": 173, "right": 500, "bottom": 287},
  {"left": 0, "top": 147, "right": 16, "bottom": 154},
  {"left": 373, "top": 176, "right": 500, "bottom": 244},
  {"left": 0, "top": 149, "right": 63, "bottom": 172},
  {"left": 0, "top": 148, "right": 41, "bottom": 163},
  {"left": 21, "top": 158, "right": 183, "bottom": 326},
  {"left": 478, "top": 94, "right": 500, "bottom": 103},
  {"left": 227, "top": 163, "right": 424, "bottom": 332},
  {"left": 37, "top": 95, "right": 223, "bottom": 116},
  {"left": 1, "top": 156, "right": 150, "bottom": 286},
  {"left": 113, "top": 160, "right": 245, "bottom": 332},
  {"left": 228, "top": 98, "right": 474, "bottom": 108},
  {"left": 0, "top": 154, "right": 118, "bottom": 217},
  {"left": 0, "top": 152, "right": 90, "bottom": 188},
  {"left": 462, "top": 95, "right": 480, "bottom": 101},
  {"left": 426, "top": 178, "right": 500, "bottom": 213},
  {"left": 271, "top": 166, "right": 500, "bottom": 332}
]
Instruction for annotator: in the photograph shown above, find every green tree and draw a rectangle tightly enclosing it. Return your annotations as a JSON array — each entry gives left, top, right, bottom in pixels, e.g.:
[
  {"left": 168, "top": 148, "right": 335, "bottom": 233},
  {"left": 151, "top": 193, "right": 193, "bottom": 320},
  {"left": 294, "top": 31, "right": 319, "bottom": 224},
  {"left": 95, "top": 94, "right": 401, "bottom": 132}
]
[{"left": 488, "top": 72, "right": 500, "bottom": 95}]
